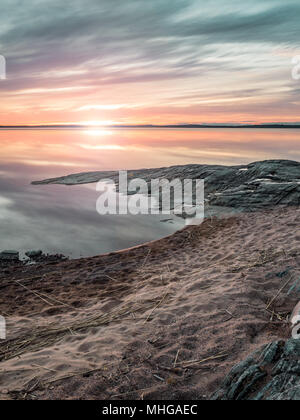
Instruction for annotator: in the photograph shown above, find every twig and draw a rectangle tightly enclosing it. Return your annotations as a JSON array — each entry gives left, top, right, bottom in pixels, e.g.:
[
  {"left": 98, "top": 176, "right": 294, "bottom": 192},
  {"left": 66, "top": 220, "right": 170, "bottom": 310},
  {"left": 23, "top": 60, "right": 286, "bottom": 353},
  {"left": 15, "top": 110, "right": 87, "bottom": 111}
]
[
  {"left": 265, "top": 308, "right": 286, "bottom": 321},
  {"left": 14, "top": 281, "right": 54, "bottom": 306},
  {"left": 178, "top": 352, "right": 227, "bottom": 368},
  {"left": 141, "top": 249, "right": 151, "bottom": 267},
  {"left": 68, "top": 328, "right": 76, "bottom": 336},
  {"left": 144, "top": 289, "right": 169, "bottom": 323},
  {"left": 104, "top": 275, "right": 118, "bottom": 282},
  {"left": 153, "top": 374, "right": 164, "bottom": 381},
  {"left": 173, "top": 349, "right": 180, "bottom": 367},
  {"left": 266, "top": 275, "right": 293, "bottom": 310},
  {"left": 37, "top": 291, "right": 72, "bottom": 308},
  {"left": 31, "top": 364, "right": 57, "bottom": 373}
]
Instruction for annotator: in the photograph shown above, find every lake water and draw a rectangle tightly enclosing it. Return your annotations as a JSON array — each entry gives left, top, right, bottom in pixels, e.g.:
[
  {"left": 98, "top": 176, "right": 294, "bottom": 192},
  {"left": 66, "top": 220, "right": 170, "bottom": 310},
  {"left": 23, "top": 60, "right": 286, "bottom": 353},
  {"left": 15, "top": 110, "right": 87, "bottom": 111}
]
[{"left": 0, "top": 128, "right": 299, "bottom": 258}]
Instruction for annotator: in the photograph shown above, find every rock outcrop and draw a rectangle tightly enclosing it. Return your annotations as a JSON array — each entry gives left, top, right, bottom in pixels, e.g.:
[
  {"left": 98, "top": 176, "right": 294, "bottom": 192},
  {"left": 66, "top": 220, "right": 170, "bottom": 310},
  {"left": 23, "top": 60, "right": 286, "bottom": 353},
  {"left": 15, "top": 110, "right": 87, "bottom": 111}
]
[
  {"left": 0, "top": 250, "right": 19, "bottom": 261},
  {"left": 32, "top": 160, "right": 300, "bottom": 211},
  {"left": 212, "top": 339, "right": 300, "bottom": 400}
]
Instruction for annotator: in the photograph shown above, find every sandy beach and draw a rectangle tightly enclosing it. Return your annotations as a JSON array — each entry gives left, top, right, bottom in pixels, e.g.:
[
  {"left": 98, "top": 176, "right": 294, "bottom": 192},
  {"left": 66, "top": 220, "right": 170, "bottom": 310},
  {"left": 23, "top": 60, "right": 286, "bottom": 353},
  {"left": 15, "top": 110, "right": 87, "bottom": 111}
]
[{"left": 1, "top": 206, "right": 299, "bottom": 400}]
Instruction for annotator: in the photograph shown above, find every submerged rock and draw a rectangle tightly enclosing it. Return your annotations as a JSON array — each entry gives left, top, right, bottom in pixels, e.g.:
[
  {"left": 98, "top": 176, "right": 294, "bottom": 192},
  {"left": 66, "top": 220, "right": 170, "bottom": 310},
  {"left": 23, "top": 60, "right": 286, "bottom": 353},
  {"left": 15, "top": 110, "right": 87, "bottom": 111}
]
[{"left": 212, "top": 339, "right": 300, "bottom": 400}]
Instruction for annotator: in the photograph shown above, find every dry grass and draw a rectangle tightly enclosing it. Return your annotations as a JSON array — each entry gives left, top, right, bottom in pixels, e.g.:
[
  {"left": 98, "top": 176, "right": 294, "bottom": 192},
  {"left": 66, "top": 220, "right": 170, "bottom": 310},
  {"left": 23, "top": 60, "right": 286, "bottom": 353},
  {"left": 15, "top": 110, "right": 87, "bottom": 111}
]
[{"left": 0, "top": 295, "right": 172, "bottom": 362}]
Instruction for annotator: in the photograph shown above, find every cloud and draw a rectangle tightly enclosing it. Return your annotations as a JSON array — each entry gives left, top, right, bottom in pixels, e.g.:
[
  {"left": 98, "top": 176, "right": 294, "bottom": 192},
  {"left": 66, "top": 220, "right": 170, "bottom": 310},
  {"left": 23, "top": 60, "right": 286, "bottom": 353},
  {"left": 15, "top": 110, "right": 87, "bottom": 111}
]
[{"left": 0, "top": 0, "right": 299, "bottom": 123}]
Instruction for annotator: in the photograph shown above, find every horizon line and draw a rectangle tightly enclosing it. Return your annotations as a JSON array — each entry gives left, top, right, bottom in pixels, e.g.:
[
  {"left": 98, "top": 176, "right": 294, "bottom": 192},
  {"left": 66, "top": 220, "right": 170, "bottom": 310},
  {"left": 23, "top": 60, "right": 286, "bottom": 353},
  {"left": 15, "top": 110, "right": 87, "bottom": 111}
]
[{"left": 1, "top": 122, "right": 300, "bottom": 129}]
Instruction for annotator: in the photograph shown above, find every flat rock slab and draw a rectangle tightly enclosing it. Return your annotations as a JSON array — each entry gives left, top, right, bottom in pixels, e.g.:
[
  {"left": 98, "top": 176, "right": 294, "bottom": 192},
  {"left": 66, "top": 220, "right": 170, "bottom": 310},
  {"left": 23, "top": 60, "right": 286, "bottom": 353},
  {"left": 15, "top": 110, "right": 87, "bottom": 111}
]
[
  {"left": 32, "top": 159, "right": 300, "bottom": 212},
  {"left": 212, "top": 339, "right": 300, "bottom": 400}
]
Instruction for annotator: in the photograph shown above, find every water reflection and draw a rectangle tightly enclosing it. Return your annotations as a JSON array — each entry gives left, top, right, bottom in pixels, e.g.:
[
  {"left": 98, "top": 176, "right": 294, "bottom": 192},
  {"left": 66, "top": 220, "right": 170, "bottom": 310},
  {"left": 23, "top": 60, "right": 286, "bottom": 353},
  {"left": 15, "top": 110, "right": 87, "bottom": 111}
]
[
  {"left": 1, "top": 128, "right": 299, "bottom": 181},
  {"left": 0, "top": 173, "right": 184, "bottom": 258},
  {"left": 0, "top": 128, "right": 299, "bottom": 257}
]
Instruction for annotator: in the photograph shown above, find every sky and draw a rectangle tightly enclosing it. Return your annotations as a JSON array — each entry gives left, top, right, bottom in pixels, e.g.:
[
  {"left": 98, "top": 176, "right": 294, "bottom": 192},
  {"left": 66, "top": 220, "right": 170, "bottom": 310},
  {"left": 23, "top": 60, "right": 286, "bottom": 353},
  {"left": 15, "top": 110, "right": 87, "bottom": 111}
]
[{"left": 0, "top": 0, "right": 300, "bottom": 125}]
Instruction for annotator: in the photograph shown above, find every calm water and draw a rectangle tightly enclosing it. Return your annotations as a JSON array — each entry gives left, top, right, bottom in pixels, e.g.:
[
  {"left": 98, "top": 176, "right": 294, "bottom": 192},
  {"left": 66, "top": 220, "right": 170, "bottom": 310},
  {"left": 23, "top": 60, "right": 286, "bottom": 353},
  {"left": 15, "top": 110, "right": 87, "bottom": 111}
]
[{"left": 0, "top": 128, "right": 299, "bottom": 258}]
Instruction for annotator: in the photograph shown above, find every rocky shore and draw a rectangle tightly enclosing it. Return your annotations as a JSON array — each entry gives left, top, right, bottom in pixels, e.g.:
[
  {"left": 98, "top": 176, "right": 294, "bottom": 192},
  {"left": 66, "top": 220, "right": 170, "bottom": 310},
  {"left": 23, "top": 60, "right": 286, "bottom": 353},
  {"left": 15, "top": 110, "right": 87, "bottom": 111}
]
[
  {"left": 213, "top": 338, "right": 300, "bottom": 400},
  {"left": 0, "top": 250, "right": 68, "bottom": 268},
  {"left": 33, "top": 159, "right": 300, "bottom": 211}
]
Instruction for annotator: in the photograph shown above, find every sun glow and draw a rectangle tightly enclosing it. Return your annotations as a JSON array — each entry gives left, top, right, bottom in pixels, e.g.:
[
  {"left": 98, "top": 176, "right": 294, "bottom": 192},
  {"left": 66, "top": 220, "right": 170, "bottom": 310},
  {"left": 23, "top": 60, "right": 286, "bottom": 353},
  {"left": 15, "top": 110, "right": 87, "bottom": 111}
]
[
  {"left": 80, "top": 120, "right": 117, "bottom": 126},
  {"left": 84, "top": 129, "right": 113, "bottom": 136},
  {"left": 78, "top": 144, "right": 125, "bottom": 150}
]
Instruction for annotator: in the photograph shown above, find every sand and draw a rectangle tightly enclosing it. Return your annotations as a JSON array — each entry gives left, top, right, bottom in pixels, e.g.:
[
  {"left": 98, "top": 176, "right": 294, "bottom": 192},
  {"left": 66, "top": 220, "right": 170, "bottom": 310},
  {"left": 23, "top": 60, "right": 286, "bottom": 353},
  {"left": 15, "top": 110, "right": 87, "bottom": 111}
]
[{"left": 0, "top": 206, "right": 299, "bottom": 400}]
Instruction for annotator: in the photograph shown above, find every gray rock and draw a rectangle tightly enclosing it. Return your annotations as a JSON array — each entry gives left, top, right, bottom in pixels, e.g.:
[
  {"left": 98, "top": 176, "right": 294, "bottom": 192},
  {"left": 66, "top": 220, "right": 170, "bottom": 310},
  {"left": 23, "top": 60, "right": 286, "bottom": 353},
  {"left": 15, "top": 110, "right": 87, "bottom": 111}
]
[
  {"left": 32, "top": 160, "right": 300, "bottom": 212},
  {"left": 212, "top": 339, "right": 300, "bottom": 400},
  {"left": 0, "top": 250, "right": 19, "bottom": 261},
  {"left": 25, "top": 250, "right": 43, "bottom": 259}
]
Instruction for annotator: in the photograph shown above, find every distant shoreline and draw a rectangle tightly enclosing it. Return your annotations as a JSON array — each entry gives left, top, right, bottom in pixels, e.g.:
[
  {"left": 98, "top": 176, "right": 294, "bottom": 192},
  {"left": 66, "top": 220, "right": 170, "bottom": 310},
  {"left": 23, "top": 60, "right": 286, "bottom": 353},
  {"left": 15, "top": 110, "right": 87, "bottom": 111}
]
[{"left": 2, "top": 124, "right": 300, "bottom": 130}]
